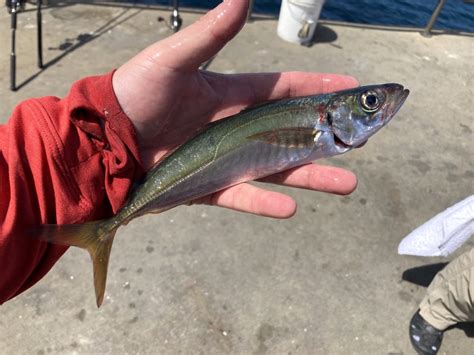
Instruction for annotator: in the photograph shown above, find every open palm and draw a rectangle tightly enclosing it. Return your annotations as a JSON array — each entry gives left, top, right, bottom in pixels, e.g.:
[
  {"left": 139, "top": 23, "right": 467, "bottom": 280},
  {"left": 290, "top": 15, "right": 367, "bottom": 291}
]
[{"left": 113, "top": 0, "right": 358, "bottom": 218}]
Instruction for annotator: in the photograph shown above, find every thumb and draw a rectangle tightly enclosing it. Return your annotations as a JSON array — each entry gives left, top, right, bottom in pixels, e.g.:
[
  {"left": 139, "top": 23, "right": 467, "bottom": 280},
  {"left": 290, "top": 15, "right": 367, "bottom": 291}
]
[{"left": 145, "top": 0, "right": 249, "bottom": 70}]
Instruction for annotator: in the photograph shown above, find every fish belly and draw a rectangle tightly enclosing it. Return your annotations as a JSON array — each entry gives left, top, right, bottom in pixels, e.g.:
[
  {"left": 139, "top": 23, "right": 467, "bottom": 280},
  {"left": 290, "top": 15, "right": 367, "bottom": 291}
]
[{"left": 149, "top": 139, "right": 315, "bottom": 210}]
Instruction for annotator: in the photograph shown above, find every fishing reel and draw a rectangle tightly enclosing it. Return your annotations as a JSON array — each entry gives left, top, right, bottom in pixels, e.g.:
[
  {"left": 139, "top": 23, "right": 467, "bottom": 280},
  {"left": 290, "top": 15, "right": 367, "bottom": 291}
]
[
  {"left": 5, "top": 0, "right": 26, "bottom": 14},
  {"left": 5, "top": 0, "right": 43, "bottom": 13}
]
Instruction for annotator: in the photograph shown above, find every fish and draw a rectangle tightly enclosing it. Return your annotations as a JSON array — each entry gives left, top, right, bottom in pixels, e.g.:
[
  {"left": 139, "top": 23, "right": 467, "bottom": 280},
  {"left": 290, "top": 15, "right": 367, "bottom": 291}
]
[{"left": 36, "top": 83, "right": 409, "bottom": 306}]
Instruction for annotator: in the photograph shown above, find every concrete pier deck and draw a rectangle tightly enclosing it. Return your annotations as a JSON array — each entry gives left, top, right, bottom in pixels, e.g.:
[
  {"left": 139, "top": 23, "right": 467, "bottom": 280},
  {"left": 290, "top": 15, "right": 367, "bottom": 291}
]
[{"left": 1, "top": 3, "right": 473, "bottom": 354}]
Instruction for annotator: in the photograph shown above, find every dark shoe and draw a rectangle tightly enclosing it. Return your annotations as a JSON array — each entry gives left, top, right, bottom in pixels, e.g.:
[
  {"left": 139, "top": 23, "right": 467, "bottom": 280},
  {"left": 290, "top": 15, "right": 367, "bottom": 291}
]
[{"left": 409, "top": 311, "right": 444, "bottom": 354}]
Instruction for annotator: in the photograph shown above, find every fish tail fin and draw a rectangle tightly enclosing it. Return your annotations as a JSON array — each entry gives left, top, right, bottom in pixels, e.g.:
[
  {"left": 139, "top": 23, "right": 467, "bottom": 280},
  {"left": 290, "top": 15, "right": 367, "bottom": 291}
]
[{"left": 36, "top": 221, "right": 117, "bottom": 307}]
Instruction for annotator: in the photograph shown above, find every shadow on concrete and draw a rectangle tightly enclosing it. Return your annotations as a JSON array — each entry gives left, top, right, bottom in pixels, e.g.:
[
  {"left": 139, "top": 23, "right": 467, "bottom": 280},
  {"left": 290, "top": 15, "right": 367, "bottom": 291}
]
[
  {"left": 300, "top": 24, "right": 338, "bottom": 48},
  {"left": 402, "top": 263, "right": 449, "bottom": 287},
  {"left": 312, "top": 24, "right": 338, "bottom": 43},
  {"left": 454, "top": 322, "right": 474, "bottom": 338},
  {"left": 15, "top": 6, "right": 141, "bottom": 90}
]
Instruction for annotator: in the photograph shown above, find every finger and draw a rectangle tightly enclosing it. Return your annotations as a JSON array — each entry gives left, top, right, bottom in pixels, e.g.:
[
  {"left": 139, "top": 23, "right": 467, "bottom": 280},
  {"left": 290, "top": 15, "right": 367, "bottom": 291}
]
[
  {"left": 259, "top": 164, "right": 358, "bottom": 195},
  {"left": 197, "top": 183, "right": 297, "bottom": 219},
  {"left": 232, "top": 71, "right": 358, "bottom": 103},
  {"left": 145, "top": 0, "right": 249, "bottom": 70},
  {"left": 206, "top": 71, "right": 358, "bottom": 117}
]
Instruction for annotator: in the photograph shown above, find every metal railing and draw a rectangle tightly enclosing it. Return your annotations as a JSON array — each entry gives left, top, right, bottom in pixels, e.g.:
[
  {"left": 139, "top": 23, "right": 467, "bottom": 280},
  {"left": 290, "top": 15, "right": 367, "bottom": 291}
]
[{"left": 422, "top": 0, "right": 446, "bottom": 37}]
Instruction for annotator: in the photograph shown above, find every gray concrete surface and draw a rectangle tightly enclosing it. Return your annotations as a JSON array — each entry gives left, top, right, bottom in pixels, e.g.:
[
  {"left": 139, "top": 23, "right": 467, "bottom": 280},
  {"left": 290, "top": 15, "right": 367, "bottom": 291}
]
[{"left": 1, "top": 3, "right": 473, "bottom": 354}]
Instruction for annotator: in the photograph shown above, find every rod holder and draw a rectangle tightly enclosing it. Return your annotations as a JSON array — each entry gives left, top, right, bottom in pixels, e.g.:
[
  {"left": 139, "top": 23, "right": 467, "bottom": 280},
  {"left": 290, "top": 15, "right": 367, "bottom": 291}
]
[
  {"left": 10, "top": 0, "right": 18, "bottom": 91},
  {"left": 170, "top": 0, "right": 182, "bottom": 32}
]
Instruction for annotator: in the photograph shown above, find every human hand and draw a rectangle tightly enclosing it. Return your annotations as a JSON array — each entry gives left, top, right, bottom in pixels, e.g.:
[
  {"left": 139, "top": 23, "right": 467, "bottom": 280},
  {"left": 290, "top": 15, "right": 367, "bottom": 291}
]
[{"left": 112, "top": 0, "right": 358, "bottom": 218}]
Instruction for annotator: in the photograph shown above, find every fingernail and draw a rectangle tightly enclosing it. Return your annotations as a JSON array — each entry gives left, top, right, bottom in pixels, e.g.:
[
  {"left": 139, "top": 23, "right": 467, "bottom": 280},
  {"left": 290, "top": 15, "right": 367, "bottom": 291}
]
[{"left": 340, "top": 75, "right": 360, "bottom": 88}]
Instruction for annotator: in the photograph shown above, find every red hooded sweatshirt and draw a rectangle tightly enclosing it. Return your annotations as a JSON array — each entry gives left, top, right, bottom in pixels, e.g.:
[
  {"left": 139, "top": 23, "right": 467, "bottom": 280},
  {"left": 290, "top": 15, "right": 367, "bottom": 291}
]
[{"left": 0, "top": 71, "right": 143, "bottom": 304}]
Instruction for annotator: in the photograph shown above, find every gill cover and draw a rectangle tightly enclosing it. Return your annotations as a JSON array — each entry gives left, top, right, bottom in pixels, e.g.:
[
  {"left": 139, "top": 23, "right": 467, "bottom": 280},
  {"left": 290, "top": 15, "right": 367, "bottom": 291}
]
[{"left": 326, "top": 84, "right": 409, "bottom": 147}]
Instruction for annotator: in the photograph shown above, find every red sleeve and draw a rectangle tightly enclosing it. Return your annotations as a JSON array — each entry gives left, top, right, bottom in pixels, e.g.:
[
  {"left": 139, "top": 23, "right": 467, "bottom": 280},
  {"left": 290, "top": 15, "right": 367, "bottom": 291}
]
[{"left": 0, "top": 71, "right": 143, "bottom": 304}]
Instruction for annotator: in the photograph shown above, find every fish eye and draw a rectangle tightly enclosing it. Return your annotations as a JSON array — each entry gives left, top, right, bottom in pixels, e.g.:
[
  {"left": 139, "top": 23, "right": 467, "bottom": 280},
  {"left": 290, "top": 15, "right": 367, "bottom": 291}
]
[{"left": 360, "top": 91, "right": 381, "bottom": 112}]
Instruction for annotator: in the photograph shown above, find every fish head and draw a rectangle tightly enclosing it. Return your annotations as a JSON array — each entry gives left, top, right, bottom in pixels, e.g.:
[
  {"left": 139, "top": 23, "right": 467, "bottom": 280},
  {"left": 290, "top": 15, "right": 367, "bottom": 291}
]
[{"left": 325, "top": 84, "right": 409, "bottom": 152}]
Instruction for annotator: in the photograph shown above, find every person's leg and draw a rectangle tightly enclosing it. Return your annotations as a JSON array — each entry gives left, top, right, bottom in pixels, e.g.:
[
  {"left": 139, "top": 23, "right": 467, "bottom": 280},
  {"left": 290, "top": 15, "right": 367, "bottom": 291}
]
[
  {"left": 420, "top": 248, "right": 474, "bottom": 329},
  {"left": 410, "top": 248, "right": 474, "bottom": 354}
]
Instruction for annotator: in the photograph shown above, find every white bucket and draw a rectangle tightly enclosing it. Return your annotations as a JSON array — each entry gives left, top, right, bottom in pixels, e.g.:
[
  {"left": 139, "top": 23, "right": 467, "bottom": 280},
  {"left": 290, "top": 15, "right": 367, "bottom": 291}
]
[{"left": 277, "top": 0, "right": 326, "bottom": 45}]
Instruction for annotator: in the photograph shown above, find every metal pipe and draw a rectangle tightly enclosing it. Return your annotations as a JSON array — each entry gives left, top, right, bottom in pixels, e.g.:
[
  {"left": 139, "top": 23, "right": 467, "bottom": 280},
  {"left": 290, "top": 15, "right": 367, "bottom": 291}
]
[
  {"left": 422, "top": 0, "right": 446, "bottom": 37},
  {"left": 247, "top": 0, "right": 254, "bottom": 21},
  {"left": 37, "top": 0, "right": 43, "bottom": 68},
  {"left": 170, "top": 0, "right": 182, "bottom": 32},
  {"left": 10, "top": 0, "right": 18, "bottom": 91}
]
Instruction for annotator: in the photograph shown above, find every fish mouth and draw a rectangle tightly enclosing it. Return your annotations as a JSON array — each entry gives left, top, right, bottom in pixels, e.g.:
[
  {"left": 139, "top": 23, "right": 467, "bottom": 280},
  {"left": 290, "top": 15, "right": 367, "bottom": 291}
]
[
  {"left": 334, "top": 135, "right": 351, "bottom": 149},
  {"left": 334, "top": 135, "right": 367, "bottom": 150},
  {"left": 385, "top": 85, "right": 410, "bottom": 121},
  {"left": 333, "top": 134, "right": 353, "bottom": 153}
]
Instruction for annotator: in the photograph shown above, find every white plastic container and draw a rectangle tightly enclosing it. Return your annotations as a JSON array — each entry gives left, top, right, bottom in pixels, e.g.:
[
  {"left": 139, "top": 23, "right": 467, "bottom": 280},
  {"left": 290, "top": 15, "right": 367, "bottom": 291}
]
[{"left": 277, "top": 0, "right": 326, "bottom": 45}]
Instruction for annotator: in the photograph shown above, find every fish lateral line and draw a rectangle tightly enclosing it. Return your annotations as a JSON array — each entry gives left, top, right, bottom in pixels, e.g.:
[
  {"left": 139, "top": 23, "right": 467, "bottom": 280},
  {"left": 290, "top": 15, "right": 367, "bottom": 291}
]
[{"left": 247, "top": 127, "right": 321, "bottom": 148}]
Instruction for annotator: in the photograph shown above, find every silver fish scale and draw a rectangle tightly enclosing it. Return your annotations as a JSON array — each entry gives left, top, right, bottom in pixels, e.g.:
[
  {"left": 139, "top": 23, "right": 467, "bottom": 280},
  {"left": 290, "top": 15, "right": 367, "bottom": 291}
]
[
  {"left": 112, "top": 104, "right": 321, "bottom": 223},
  {"left": 141, "top": 138, "right": 316, "bottom": 212}
]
